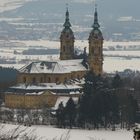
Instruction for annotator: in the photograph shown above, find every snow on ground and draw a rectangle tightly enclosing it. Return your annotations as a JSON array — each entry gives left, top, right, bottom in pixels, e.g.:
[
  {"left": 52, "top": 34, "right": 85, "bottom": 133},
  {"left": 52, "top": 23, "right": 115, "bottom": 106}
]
[
  {"left": 104, "top": 50, "right": 140, "bottom": 57},
  {"left": 1, "top": 40, "right": 140, "bottom": 73},
  {"left": 17, "top": 40, "right": 140, "bottom": 49},
  {"left": 103, "top": 57, "right": 140, "bottom": 73},
  {"left": 0, "top": 57, "right": 140, "bottom": 73},
  {"left": 0, "top": 123, "right": 133, "bottom": 140}
]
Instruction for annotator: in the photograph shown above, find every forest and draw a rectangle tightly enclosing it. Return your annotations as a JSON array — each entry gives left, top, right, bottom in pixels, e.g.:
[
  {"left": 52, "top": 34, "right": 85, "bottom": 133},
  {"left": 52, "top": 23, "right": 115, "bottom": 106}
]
[{"left": 56, "top": 71, "right": 139, "bottom": 130}]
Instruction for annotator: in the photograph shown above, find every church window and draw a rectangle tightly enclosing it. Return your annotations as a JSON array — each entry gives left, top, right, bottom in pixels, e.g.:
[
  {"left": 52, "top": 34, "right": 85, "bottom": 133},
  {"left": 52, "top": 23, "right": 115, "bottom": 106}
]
[
  {"left": 99, "top": 47, "right": 101, "bottom": 53},
  {"left": 63, "top": 46, "right": 65, "bottom": 52},
  {"left": 48, "top": 77, "right": 51, "bottom": 83},
  {"left": 92, "top": 48, "right": 94, "bottom": 54},
  {"left": 40, "top": 77, "right": 43, "bottom": 83},
  {"left": 71, "top": 75, "right": 73, "bottom": 79},
  {"left": 32, "top": 77, "right": 36, "bottom": 84},
  {"left": 44, "top": 77, "right": 46, "bottom": 83},
  {"left": 23, "top": 77, "right": 26, "bottom": 83}
]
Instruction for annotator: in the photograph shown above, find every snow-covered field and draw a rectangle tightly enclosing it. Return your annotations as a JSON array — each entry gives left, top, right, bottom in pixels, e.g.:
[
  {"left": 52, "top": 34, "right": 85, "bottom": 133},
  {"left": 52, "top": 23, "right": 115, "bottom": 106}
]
[
  {"left": 104, "top": 57, "right": 140, "bottom": 72},
  {"left": 1, "top": 57, "right": 140, "bottom": 73},
  {"left": 16, "top": 40, "right": 140, "bottom": 50},
  {"left": 0, "top": 123, "right": 133, "bottom": 140},
  {"left": 0, "top": 40, "right": 140, "bottom": 73}
]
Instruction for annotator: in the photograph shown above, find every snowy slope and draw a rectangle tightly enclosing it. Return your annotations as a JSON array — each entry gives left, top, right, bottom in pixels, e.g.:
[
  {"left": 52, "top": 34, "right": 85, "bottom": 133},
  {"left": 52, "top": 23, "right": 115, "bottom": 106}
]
[{"left": 0, "top": 123, "right": 133, "bottom": 140}]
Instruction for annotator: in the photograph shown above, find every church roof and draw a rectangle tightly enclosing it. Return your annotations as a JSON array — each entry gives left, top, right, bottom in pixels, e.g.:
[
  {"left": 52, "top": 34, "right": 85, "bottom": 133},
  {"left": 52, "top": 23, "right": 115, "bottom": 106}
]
[
  {"left": 11, "top": 83, "right": 82, "bottom": 91},
  {"left": 19, "top": 59, "right": 87, "bottom": 74}
]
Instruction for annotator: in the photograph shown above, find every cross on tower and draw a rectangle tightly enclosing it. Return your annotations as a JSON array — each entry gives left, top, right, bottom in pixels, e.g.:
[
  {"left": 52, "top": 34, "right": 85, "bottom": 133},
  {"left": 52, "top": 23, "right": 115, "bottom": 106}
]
[{"left": 66, "top": 3, "right": 68, "bottom": 11}]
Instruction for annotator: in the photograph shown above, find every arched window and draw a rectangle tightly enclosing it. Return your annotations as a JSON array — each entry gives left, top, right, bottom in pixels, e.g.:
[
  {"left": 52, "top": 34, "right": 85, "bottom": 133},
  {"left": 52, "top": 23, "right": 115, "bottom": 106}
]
[
  {"left": 48, "top": 77, "right": 51, "bottom": 83},
  {"left": 40, "top": 77, "right": 43, "bottom": 83},
  {"left": 32, "top": 77, "right": 36, "bottom": 84},
  {"left": 23, "top": 77, "right": 26, "bottom": 83},
  {"left": 63, "top": 46, "right": 65, "bottom": 52},
  {"left": 71, "top": 75, "right": 73, "bottom": 79},
  {"left": 92, "top": 48, "right": 94, "bottom": 54}
]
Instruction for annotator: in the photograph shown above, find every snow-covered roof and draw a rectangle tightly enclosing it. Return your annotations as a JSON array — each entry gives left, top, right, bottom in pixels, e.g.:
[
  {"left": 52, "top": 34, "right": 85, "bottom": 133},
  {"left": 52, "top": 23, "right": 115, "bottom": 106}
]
[
  {"left": 19, "top": 59, "right": 87, "bottom": 74},
  {"left": 6, "top": 91, "right": 45, "bottom": 96},
  {"left": 52, "top": 96, "right": 79, "bottom": 110},
  {"left": 11, "top": 83, "right": 82, "bottom": 90},
  {"left": 25, "top": 91, "right": 44, "bottom": 96}
]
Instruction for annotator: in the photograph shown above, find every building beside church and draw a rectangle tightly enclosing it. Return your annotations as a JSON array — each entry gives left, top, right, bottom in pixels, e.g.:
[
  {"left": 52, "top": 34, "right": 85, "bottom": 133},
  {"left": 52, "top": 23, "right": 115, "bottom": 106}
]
[{"left": 5, "top": 90, "right": 80, "bottom": 109}]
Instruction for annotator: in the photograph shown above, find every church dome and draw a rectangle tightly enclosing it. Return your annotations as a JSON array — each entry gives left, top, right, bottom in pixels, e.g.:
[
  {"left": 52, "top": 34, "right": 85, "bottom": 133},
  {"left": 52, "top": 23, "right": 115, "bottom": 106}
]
[
  {"left": 60, "top": 28, "right": 74, "bottom": 40},
  {"left": 60, "top": 7, "right": 74, "bottom": 40},
  {"left": 89, "top": 28, "right": 103, "bottom": 40}
]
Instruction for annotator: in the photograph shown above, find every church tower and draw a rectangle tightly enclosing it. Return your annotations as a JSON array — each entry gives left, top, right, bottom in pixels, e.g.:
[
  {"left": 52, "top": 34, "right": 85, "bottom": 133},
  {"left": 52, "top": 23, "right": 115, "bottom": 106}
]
[
  {"left": 60, "top": 6, "right": 75, "bottom": 60},
  {"left": 88, "top": 6, "right": 103, "bottom": 75}
]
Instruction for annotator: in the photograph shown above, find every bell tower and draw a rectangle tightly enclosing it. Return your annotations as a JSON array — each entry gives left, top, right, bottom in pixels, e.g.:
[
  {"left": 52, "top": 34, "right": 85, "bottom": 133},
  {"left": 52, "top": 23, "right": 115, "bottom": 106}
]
[
  {"left": 60, "top": 6, "right": 75, "bottom": 60},
  {"left": 88, "top": 5, "right": 103, "bottom": 75}
]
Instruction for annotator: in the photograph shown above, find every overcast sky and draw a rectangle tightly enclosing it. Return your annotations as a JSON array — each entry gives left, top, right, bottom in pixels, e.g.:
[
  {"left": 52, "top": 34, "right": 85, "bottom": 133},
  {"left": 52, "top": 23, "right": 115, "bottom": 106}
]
[{"left": 0, "top": 0, "right": 35, "bottom": 12}]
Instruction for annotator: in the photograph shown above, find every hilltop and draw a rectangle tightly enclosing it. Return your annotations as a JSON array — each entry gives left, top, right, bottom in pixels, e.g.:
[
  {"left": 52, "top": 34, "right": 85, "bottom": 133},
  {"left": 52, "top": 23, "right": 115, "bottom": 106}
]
[{"left": 0, "top": 0, "right": 140, "bottom": 40}]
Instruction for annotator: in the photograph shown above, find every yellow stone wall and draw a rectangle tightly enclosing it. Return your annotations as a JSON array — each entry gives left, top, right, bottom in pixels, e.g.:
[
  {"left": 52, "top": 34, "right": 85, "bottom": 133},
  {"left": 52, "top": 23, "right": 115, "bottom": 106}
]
[
  {"left": 5, "top": 91, "right": 81, "bottom": 109},
  {"left": 5, "top": 94, "right": 25, "bottom": 108},
  {"left": 17, "top": 71, "right": 87, "bottom": 84},
  {"left": 88, "top": 39, "right": 103, "bottom": 75},
  {"left": 60, "top": 35, "right": 74, "bottom": 60},
  {"left": 5, "top": 92, "right": 49, "bottom": 109}
]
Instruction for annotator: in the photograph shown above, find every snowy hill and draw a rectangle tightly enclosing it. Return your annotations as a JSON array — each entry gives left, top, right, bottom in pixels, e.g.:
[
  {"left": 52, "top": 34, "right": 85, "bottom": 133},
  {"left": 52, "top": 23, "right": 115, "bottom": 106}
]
[
  {"left": 1, "top": 123, "right": 133, "bottom": 140},
  {"left": 0, "top": 0, "right": 140, "bottom": 40}
]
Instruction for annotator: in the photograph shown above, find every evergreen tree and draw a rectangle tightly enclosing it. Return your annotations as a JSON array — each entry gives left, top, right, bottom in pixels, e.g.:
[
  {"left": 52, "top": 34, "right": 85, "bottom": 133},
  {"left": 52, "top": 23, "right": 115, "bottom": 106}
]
[
  {"left": 112, "top": 74, "right": 123, "bottom": 89},
  {"left": 124, "top": 95, "right": 138, "bottom": 129},
  {"left": 78, "top": 71, "right": 139, "bottom": 130},
  {"left": 78, "top": 71, "right": 120, "bottom": 129},
  {"left": 65, "top": 97, "right": 76, "bottom": 128},
  {"left": 78, "top": 71, "right": 98, "bottom": 128},
  {"left": 56, "top": 102, "right": 65, "bottom": 128}
]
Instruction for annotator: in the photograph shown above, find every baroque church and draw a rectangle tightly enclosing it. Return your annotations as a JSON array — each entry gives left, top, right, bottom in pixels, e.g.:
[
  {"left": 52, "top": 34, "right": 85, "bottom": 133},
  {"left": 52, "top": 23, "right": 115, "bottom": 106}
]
[
  {"left": 16, "top": 6, "right": 103, "bottom": 86},
  {"left": 5, "top": 7, "right": 104, "bottom": 109}
]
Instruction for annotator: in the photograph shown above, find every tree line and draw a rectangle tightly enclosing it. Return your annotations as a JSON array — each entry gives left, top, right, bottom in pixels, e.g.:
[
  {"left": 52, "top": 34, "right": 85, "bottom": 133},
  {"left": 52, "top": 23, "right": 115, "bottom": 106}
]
[
  {"left": 56, "top": 71, "right": 139, "bottom": 130},
  {"left": 0, "top": 67, "right": 18, "bottom": 91}
]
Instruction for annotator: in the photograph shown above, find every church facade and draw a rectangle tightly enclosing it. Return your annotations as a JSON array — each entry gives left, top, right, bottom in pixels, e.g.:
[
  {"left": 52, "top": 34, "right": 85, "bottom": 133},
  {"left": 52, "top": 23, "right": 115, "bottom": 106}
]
[{"left": 17, "top": 7, "right": 103, "bottom": 85}]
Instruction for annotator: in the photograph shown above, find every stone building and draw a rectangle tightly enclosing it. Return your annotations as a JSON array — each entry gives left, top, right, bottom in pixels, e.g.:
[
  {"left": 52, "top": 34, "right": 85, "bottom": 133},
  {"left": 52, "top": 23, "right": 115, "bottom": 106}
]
[
  {"left": 17, "top": 60, "right": 87, "bottom": 85},
  {"left": 5, "top": 90, "right": 80, "bottom": 109},
  {"left": 5, "top": 91, "right": 49, "bottom": 109}
]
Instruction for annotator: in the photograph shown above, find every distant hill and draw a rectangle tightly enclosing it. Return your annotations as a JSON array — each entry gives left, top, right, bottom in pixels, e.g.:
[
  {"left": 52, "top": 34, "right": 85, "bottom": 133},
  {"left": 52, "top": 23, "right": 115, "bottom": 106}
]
[
  {"left": 0, "top": 0, "right": 140, "bottom": 40},
  {"left": 2, "top": 0, "right": 140, "bottom": 20}
]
